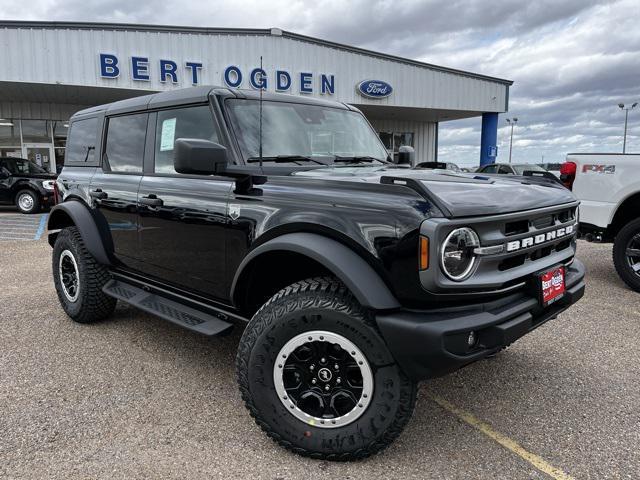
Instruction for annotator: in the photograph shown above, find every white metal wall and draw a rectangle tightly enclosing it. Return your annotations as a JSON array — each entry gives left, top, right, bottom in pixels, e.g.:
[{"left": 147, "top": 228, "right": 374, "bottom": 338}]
[
  {"left": 0, "top": 26, "right": 508, "bottom": 113},
  {"left": 369, "top": 118, "right": 437, "bottom": 163},
  {"left": 0, "top": 101, "right": 88, "bottom": 120}
]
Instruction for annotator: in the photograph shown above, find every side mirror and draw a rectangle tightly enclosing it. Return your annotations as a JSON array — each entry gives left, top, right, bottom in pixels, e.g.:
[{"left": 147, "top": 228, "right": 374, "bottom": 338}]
[
  {"left": 174, "top": 138, "right": 228, "bottom": 175},
  {"left": 397, "top": 146, "right": 415, "bottom": 166}
]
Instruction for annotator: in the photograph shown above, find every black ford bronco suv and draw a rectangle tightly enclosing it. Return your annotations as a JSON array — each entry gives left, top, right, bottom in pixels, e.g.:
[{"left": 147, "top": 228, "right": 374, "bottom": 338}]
[
  {"left": 47, "top": 86, "right": 585, "bottom": 460},
  {"left": 0, "top": 157, "right": 57, "bottom": 213}
]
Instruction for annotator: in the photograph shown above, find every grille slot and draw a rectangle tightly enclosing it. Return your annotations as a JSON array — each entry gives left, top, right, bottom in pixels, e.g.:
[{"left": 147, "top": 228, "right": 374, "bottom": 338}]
[
  {"left": 532, "top": 215, "right": 554, "bottom": 229},
  {"left": 505, "top": 219, "right": 528, "bottom": 236}
]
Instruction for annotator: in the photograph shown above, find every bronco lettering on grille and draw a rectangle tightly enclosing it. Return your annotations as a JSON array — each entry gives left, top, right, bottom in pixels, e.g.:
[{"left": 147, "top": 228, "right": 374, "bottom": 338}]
[{"left": 506, "top": 224, "right": 575, "bottom": 252}]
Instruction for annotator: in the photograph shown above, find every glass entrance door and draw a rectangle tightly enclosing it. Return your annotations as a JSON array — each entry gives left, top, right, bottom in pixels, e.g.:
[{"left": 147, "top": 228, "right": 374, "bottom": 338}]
[{"left": 23, "top": 143, "right": 55, "bottom": 173}]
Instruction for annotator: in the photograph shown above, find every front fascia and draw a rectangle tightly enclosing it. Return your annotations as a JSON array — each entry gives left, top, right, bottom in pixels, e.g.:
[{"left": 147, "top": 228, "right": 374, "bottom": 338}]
[{"left": 419, "top": 202, "right": 579, "bottom": 294}]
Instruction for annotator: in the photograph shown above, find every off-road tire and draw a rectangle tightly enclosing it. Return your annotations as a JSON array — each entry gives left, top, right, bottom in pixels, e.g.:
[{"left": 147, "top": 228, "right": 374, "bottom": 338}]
[
  {"left": 613, "top": 218, "right": 640, "bottom": 292},
  {"left": 52, "top": 226, "right": 117, "bottom": 323},
  {"left": 236, "top": 276, "right": 417, "bottom": 460},
  {"left": 15, "top": 189, "right": 40, "bottom": 214}
]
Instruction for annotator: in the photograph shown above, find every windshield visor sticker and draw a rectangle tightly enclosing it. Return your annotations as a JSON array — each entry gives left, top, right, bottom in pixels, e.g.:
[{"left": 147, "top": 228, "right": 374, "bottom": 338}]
[{"left": 160, "top": 118, "right": 177, "bottom": 151}]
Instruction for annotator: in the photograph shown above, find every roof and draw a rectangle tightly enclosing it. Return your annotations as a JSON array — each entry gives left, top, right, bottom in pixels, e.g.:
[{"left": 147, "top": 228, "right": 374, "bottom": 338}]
[
  {"left": 72, "top": 85, "right": 351, "bottom": 118},
  {"left": 0, "top": 20, "right": 513, "bottom": 86}
]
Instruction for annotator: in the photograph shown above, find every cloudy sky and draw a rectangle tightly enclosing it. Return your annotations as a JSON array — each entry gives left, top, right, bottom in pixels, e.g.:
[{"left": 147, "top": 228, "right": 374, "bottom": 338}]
[{"left": 2, "top": 0, "right": 639, "bottom": 166}]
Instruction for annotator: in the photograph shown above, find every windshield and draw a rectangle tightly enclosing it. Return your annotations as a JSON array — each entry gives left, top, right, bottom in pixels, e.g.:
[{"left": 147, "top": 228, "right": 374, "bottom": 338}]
[
  {"left": 512, "top": 164, "right": 547, "bottom": 175},
  {"left": 1, "top": 157, "right": 46, "bottom": 174},
  {"left": 226, "top": 99, "right": 389, "bottom": 164}
]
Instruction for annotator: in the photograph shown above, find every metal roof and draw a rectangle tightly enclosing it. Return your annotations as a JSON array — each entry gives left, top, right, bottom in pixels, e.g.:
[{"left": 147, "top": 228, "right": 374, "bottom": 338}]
[{"left": 0, "top": 20, "right": 513, "bottom": 86}]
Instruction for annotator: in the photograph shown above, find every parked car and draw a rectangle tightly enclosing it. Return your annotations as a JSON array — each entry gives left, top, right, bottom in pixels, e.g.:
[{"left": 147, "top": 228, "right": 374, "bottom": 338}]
[
  {"left": 0, "top": 157, "right": 57, "bottom": 213},
  {"left": 47, "top": 86, "right": 585, "bottom": 460},
  {"left": 477, "top": 162, "right": 552, "bottom": 176},
  {"left": 561, "top": 153, "right": 640, "bottom": 291},
  {"left": 538, "top": 162, "right": 562, "bottom": 178}
]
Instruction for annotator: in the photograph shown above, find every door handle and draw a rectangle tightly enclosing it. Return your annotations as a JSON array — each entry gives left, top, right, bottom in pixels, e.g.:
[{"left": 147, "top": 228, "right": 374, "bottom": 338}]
[
  {"left": 140, "top": 194, "right": 163, "bottom": 207},
  {"left": 89, "top": 189, "right": 108, "bottom": 199}
]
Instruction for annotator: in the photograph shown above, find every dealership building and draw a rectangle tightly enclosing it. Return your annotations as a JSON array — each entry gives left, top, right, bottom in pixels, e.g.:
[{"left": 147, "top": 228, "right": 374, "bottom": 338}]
[{"left": 0, "top": 21, "right": 512, "bottom": 173}]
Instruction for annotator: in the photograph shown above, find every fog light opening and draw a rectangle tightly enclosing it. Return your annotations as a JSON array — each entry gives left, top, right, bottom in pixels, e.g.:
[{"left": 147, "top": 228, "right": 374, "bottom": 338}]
[{"left": 467, "top": 331, "right": 478, "bottom": 348}]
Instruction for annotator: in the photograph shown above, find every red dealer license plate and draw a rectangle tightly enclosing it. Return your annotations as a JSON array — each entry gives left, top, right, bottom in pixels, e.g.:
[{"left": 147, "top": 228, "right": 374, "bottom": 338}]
[{"left": 539, "top": 266, "right": 565, "bottom": 306}]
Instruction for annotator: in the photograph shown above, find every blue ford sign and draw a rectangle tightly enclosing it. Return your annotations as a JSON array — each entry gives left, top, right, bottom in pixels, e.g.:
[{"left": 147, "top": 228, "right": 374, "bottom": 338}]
[{"left": 357, "top": 80, "right": 393, "bottom": 99}]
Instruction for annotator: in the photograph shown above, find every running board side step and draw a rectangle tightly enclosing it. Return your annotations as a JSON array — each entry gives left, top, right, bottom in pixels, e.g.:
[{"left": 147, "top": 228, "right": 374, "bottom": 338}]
[{"left": 102, "top": 279, "right": 234, "bottom": 336}]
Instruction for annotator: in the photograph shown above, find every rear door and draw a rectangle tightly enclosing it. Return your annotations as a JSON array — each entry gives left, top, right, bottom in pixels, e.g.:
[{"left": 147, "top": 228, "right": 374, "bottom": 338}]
[
  {"left": 137, "top": 104, "right": 233, "bottom": 300},
  {"left": 89, "top": 112, "right": 148, "bottom": 268}
]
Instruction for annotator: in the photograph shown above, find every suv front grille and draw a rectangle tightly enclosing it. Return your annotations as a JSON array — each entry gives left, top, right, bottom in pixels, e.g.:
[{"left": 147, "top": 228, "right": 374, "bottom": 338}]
[{"left": 419, "top": 202, "right": 579, "bottom": 294}]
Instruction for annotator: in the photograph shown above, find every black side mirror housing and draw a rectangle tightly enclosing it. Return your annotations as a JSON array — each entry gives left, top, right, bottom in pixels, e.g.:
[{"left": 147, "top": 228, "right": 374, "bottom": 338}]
[
  {"left": 397, "top": 145, "right": 415, "bottom": 166},
  {"left": 174, "top": 138, "right": 228, "bottom": 175}
]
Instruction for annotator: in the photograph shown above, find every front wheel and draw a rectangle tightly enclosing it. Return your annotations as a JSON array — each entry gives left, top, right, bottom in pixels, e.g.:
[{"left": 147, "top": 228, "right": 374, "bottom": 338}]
[
  {"left": 236, "top": 277, "right": 417, "bottom": 460},
  {"left": 613, "top": 218, "right": 640, "bottom": 292}
]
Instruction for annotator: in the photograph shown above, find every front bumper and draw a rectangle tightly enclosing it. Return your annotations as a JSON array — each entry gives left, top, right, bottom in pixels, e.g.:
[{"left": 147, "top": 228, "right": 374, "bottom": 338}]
[{"left": 376, "top": 259, "right": 585, "bottom": 380}]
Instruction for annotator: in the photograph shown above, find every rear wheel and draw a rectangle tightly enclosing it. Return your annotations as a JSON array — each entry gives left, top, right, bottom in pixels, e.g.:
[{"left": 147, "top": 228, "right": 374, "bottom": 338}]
[
  {"left": 52, "top": 227, "right": 117, "bottom": 323},
  {"left": 15, "top": 189, "right": 40, "bottom": 214},
  {"left": 236, "top": 277, "right": 417, "bottom": 460},
  {"left": 613, "top": 217, "right": 640, "bottom": 292}
]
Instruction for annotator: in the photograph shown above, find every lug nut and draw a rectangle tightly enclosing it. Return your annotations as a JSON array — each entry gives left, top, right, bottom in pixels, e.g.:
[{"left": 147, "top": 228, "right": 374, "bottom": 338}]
[
  {"left": 334, "top": 364, "right": 339, "bottom": 370},
  {"left": 325, "top": 385, "right": 330, "bottom": 391},
  {"left": 312, "top": 378, "right": 317, "bottom": 384},
  {"left": 310, "top": 365, "right": 315, "bottom": 371},
  {"left": 320, "top": 357, "right": 326, "bottom": 364},
  {"left": 336, "top": 378, "right": 341, "bottom": 384}
]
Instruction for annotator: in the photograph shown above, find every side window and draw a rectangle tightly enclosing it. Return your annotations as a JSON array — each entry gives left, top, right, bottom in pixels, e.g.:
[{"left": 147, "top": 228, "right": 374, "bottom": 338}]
[
  {"left": 482, "top": 165, "right": 498, "bottom": 174},
  {"left": 66, "top": 117, "right": 98, "bottom": 164},
  {"left": 498, "top": 165, "right": 513, "bottom": 174},
  {"left": 154, "top": 105, "right": 220, "bottom": 174},
  {"left": 104, "top": 113, "right": 148, "bottom": 173}
]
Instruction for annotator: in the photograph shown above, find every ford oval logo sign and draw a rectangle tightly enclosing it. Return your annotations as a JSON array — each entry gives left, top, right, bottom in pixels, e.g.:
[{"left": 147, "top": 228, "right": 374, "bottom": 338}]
[{"left": 357, "top": 80, "right": 393, "bottom": 99}]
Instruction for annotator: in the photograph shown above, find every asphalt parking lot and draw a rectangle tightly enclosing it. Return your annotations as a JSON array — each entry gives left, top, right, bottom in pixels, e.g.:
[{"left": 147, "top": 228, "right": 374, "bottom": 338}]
[{"left": 1, "top": 214, "right": 639, "bottom": 479}]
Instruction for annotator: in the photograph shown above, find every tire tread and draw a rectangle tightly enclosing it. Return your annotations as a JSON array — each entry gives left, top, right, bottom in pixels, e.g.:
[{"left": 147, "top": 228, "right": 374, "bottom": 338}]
[
  {"left": 53, "top": 226, "right": 116, "bottom": 323},
  {"left": 236, "top": 276, "right": 417, "bottom": 461}
]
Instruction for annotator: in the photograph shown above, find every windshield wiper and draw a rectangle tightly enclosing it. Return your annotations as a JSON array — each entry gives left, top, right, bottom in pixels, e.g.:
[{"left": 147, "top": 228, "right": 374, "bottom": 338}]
[
  {"left": 333, "top": 155, "right": 384, "bottom": 164},
  {"left": 247, "top": 155, "right": 326, "bottom": 165}
]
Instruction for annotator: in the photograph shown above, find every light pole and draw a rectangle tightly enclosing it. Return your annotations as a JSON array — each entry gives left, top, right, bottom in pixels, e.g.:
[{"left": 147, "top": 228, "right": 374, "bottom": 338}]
[
  {"left": 506, "top": 117, "right": 518, "bottom": 163},
  {"left": 619, "top": 103, "right": 638, "bottom": 153}
]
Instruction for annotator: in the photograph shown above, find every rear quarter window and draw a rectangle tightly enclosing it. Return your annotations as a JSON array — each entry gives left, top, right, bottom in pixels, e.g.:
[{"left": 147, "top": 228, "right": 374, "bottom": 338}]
[{"left": 65, "top": 117, "right": 99, "bottom": 166}]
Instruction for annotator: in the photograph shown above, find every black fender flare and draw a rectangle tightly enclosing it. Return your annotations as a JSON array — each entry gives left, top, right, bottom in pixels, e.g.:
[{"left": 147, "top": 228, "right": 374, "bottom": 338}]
[
  {"left": 47, "top": 201, "right": 113, "bottom": 266},
  {"left": 231, "top": 232, "right": 401, "bottom": 310}
]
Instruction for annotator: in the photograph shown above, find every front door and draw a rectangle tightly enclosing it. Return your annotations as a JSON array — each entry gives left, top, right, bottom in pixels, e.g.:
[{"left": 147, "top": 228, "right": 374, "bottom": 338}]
[
  {"left": 23, "top": 143, "right": 55, "bottom": 173},
  {"left": 137, "top": 105, "right": 232, "bottom": 301}
]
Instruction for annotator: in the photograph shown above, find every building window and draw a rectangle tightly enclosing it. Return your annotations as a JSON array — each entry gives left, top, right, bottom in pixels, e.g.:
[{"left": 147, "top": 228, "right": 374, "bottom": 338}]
[
  {"left": 378, "top": 131, "right": 414, "bottom": 162},
  {"left": 0, "top": 118, "right": 21, "bottom": 156},
  {"left": 21, "top": 119, "right": 52, "bottom": 143}
]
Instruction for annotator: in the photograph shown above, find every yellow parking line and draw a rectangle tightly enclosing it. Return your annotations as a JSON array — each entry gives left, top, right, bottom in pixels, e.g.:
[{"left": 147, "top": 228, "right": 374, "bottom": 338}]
[{"left": 430, "top": 395, "right": 575, "bottom": 480}]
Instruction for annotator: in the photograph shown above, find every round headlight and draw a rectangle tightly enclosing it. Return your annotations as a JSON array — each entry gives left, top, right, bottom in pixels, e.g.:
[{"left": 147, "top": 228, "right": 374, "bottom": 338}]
[{"left": 441, "top": 227, "right": 480, "bottom": 281}]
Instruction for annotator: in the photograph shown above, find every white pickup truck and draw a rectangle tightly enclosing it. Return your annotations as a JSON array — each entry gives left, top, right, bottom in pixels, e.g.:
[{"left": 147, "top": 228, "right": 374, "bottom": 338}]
[{"left": 561, "top": 153, "right": 640, "bottom": 291}]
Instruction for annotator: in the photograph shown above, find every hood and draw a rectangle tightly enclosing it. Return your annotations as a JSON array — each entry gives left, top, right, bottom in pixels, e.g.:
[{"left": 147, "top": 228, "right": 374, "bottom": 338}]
[{"left": 293, "top": 165, "right": 577, "bottom": 218}]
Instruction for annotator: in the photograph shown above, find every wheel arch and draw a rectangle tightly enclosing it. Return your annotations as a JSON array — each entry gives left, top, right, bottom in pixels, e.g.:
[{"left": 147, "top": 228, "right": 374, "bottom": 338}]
[
  {"left": 47, "top": 201, "right": 113, "bottom": 266},
  {"left": 12, "top": 183, "right": 40, "bottom": 201},
  {"left": 610, "top": 191, "right": 640, "bottom": 238},
  {"left": 231, "top": 232, "right": 401, "bottom": 316}
]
